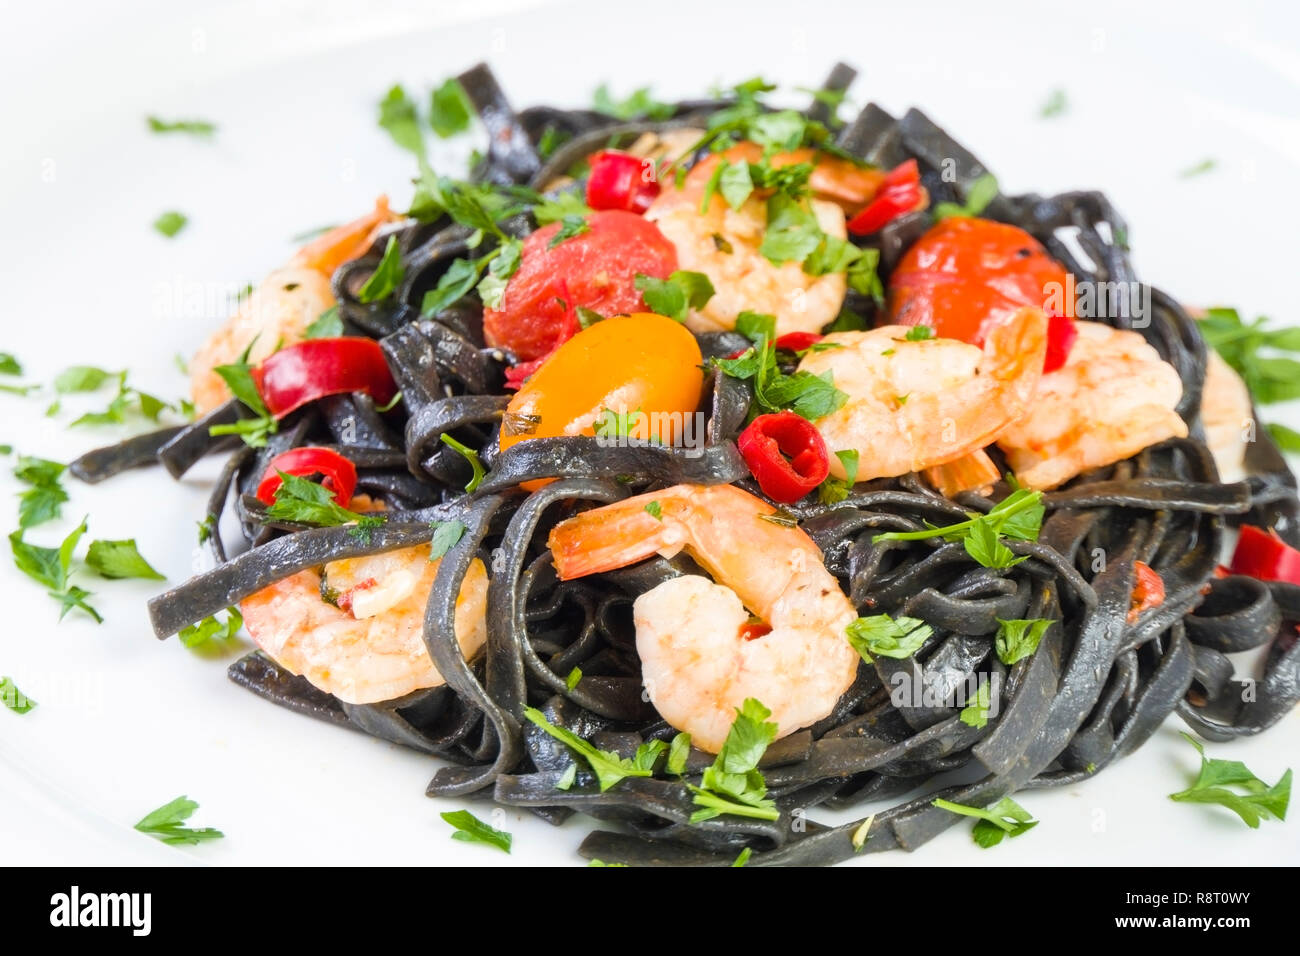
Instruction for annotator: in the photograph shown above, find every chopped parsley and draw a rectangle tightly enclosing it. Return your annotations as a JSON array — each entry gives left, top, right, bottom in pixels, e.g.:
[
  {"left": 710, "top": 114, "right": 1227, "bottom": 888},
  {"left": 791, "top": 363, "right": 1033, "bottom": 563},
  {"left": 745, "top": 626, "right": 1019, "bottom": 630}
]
[
  {"left": 592, "top": 83, "right": 674, "bottom": 121},
  {"left": 134, "top": 795, "right": 224, "bottom": 846},
  {"left": 532, "top": 191, "right": 593, "bottom": 226},
  {"left": 429, "top": 77, "right": 474, "bottom": 138},
  {"left": 377, "top": 84, "right": 427, "bottom": 161},
  {"left": 440, "top": 809, "right": 512, "bottom": 853},
  {"left": 565, "top": 667, "right": 582, "bottom": 691},
  {"left": 932, "top": 174, "right": 999, "bottom": 221},
  {"left": 179, "top": 607, "right": 242, "bottom": 649},
  {"left": 547, "top": 214, "right": 590, "bottom": 248},
  {"left": 1200, "top": 306, "right": 1300, "bottom": 408},
  {"left": 994, "top": 618, "right": 1052, "bottom": 666},
  {"left": 1, "top": 676, "right": 36, "bottom": 715},
  {"left": 818, "top": 449, "right": 860, "bottom": 504},
  {"left": 1169, "top": 732, "right": 1291, "bottom": 828},
  {"left": 904, "top": 324, "right": 934, "bottom": 341},
  {"left": 523, "top": 706, "right": 666, "bottom": 791},
  {"left": 666, "top": 732, "right": 691, "bottom": 775},
  {"left": 1038, "top": 89, "right": 1068, "bottom": 119},
  {"left": 594, "top": 407, "right": 646, "bottom": 440},
  {"left": 634, "top": 271, "right": 715, "bottom": 323},
  {"left": 439, "top": 434, "right": 485, "bottom": 493},
  {"left": 732, "top": 847, "right": 752, "bottom": 867},
  {"left": 9, "top": 517, "right": 101, "bottom": 622},
  {"left": 85, "top": 539, "right": 164, "bottom": 580},
  {"left": 153, "top": 210, "right": 188, "bottom": 238},
  {"left": 14, "top": 455, "right": 68, "bottom": 529},
  {"left": 959, "top": 680, "right": 993, "bottom": 728},
  {"left": 210, "top": 341, "right": 277, "bottom": 448},
  {"left": 644, "top": 500, "right": 663, "bottom": 520},
  {"left": 0, "top": 353, "right": 21, "bottom": 376},
  {"left": 933, "top": 796, "right": 1039, "bottom": 848},
  {"left": 304, "top": 305, "right": 344, "bottom": 339},
  {"left": 689, "top": 699, "right": 780, "bottom": 823},
  {"left": 429, "top": 519, "right": 466, "bottom": 560},
  {"left": 146, "top": 116, "right": 216, "bottom": 136},
  {"left": 845, "top": 613, "right": 933, "bottom": 662},
  {"left": 711, "top": 311, "right": 848, "bottom": 421},
  {"left": 1179, "top": 158, "right": 1217, "bottom": 179},
  {"left": 872, "top": 485, "right": 1044, "bottom": 569},
  {"left": 262, "top": 471, "right": 385, "bottom": 531},
  {"left": 357, "top": 235, "right": 405, "bottom": 303}
]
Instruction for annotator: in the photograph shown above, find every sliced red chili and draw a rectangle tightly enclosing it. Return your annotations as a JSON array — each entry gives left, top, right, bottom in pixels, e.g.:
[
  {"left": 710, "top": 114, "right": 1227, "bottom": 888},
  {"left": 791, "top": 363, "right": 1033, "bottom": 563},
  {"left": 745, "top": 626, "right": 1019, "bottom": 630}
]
[
  {"left": 847, "top": 159, "right": 923, "bottom": 235},
  {"left": 1229, "top": 525, "right": 1300, "bottom": 584},
  {"left": 773, "top": 332, "right": 823, "bottom": 353},
  {"left": 739, "top": 621, "right": 773, "bottom": 641},
  {"left": 737, "top": 411, "right": 830, "bottom": 504},
  {"left": 1127, "top": 560, "right": 1166, "bottom": 623},
  {"left": 255, "top": 446, "right": 358, "bottom": 506},
  {"left": 1043, "top": 312, "right": 1078, "bottom": 374},
  {"left": 585, "top": 150, "right": 661, "bottom": 214},
  {"left": 254, "top": 338, "right": 397, "bottom": 418}
]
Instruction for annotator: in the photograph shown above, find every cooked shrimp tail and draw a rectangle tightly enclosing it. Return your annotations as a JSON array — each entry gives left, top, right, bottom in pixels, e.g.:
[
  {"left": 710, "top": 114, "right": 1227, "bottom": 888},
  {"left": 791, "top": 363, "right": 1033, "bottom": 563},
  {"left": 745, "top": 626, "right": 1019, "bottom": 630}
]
[{"left": 291, "top": 195, "right": 396, "bottom": 274}]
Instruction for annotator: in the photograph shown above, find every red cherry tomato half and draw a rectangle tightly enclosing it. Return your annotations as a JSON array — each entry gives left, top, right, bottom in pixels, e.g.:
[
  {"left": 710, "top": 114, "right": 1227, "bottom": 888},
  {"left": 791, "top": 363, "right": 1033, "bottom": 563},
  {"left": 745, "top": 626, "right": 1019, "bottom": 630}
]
[
  {"left": 255, "top": 338, "right": 397, "bottom": 418},
  {"left": 586, "top": 150, "right": 661, "bottom": 214},
  {"left": 255, "top": 446, "right": 358, "bottom": 506},
  {"left": 483, "top": 210, "right": 678, "bottom": 364},
  {"left": 888, "top": 218, "right": 1071, "bottom": 346}
]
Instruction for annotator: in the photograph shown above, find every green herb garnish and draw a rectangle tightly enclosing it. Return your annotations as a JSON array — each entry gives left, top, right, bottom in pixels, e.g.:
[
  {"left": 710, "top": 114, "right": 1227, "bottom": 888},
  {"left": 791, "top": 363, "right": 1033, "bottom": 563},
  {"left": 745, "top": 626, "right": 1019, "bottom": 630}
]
[
  {"left": 440, "top": 809, "right": 512, "bottom": 853},
  {"left": 932, "top": 174, "right": 999, "bottom": 221},
  {"left": 429, "top": 77, "right": 473, "bottom": 138},
  {"left": 263, "top": 472, "right": 385, "bottom": 531},
  {"left": 592, "top": 84, "right": 674, "bottom": 121},
  {"left": 0, "top": 677, "right": 36, "bottom": 715},
  {"left": 872, "top": 486, "right": 1043, "bottom": 569},
  {"left": 146, "top": 116, "right": 216, "bottom": 136},
  {"left": 429, "top": 520, "right": 466, "bottom": 560},
  {"left": 845, "top": 613, "right": 932, "bottom": 662},
  {"left": 153, "top": 211, "right": 188, "bottom": 237},
  {"left": 688, "top": 698, "right": 780, "bottom": 823},
  {"left": 523, "top": 706, "right": 666, "bottom": 791},
  {"left": 9, "top": 517, "right": 101, "bottom": 622},
  {"left": 1169, "top": 732, "right": 1291, "bottom": 828},
  {"left": 14, "top": 455, "right": 68, "bottom": 529},
  {"left": 357, "top": 235, "right": 404, "bottom": 303},
  {"left": 1038, "top": 89, "right": 1068, "bottom": 119},
  {"left": 85, "top": 539, "right": 164, "bottom": 580},
  {"left": 178, "top": 607, "right": 242, "bottom": 649},
  {"left": 439, "top": 434, "right": 485, "bottom": 493},
  {"left": 134, "top": 796, "right": 224, "bottom": 846},
  {"left": 304, "top": 305, "right": 344, "bottom": 339},
  {"left": 634, "top": 271, "right": 715, "bottom": 323},
  {"left": 994, "top": 618, "right": 1052, "bottom": 665},
  {"left": 933, "top": 796, "right": 1039, "bottom": 848}
]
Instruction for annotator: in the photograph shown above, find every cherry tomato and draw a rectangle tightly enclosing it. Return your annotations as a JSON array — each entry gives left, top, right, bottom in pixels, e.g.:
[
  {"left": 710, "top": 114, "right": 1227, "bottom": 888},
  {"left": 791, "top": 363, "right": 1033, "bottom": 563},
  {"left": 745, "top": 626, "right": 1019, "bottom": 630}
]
[
  {"left": 500, "top": 313, "right": 704, "bottom": 486},
  {"left": 586, "top": 150, "right": 661, "bottom": 213},
  {"left": 483, "top": 210, "right": 678, "bottom": 363},
  {"left": 888, "top": 218, "right": 1071, "bottom": 346}
]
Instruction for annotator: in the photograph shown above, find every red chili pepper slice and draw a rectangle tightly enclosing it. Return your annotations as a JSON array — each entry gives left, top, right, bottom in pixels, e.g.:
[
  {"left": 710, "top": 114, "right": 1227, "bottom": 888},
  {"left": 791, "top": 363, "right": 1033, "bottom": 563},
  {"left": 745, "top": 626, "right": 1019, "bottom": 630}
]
[
  {"left": 1229, "top": 526, "right": 1300, "bottom": 584},
  {"left": 847, "top": 159, "right": 923, "bottom": 235},
  {"left": 1043, "top": 312, "right": 1078, "bottom": 374},
  {"left": 1127, "top": 560, "right": 1166, "bottom": 623},
  {"left": 255, "top": 446, "right": 358, "bottom": 506},
  {"left": 254, "top": 338, "right": 397, "bottom": 418},
  {"left": 585, "top": 150, "right": 661, "bottom": 214},
  {"left": 773, "top": 332, "right": 823, "bottom": 353},
  {"left": 737, "top": 411, "right": 830, "bottom": 504},
  {"left": 739, "top": 621, "right": 773, "bottom": 641}
]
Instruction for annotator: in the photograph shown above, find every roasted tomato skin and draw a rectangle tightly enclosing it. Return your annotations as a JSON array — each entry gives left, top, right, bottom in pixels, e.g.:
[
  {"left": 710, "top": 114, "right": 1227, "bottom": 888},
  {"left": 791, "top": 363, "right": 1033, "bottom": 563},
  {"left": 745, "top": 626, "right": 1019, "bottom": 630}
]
[
  {"left": 483, "top": 210, "right": 678, "bottom": 363},
  {"left": 888, "top": 218, "right": 1071, "bottom": 344}
]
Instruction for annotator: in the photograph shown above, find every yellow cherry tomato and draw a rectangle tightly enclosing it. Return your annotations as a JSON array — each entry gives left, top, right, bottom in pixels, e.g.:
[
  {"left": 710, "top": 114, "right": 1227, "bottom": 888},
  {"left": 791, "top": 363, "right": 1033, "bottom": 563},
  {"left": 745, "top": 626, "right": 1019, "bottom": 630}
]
[{"left": 500, "top": 313, "right": 704, "bottom": 464}]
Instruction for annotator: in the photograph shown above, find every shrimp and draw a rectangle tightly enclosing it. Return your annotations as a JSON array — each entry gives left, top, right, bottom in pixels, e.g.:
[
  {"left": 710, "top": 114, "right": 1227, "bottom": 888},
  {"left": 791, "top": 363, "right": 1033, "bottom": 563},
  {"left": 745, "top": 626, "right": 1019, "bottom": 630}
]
[
  {"left": 995, "top": 321, "right": 1188, "bottom": 490},
  {"left": 547, "top": 483, "right": 859, "bottom": 753},
  {"left": 189, "top": 197, "right": 398, "bottom": 413},
  {"left": 240, "top": 543, "right": 488, "bottom": 705},
  {"left": 797, "top": 307, "right": 1047, "bottom": 481},
  {"left": 1201, "top": 350, "right": 1252, "bottom": 483},
  {"left": 644, "top": 142, "right": 876, "bottom": 337}
]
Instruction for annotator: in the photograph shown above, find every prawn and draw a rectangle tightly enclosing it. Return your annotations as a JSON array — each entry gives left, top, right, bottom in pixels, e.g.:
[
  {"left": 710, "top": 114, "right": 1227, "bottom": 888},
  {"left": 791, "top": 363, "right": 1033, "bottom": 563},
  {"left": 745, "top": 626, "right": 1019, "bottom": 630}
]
[
  {"left": 547, "top": 483, "right": 859, "bottom": 753},
  {"left": 1200, "top": 350, "right": 1252, "bottom": 483},
  {"left": 797, "top": 307, "right": 1047, "bottom": 480},
  {"left": 995, "top": 321, "right": 1188, "bottom": 489},
  {"left": 644, "top": 142, "right": 878, "bottom": 338},
  {"left": 240, "top": 543, "right": 488, "bottom": 705},
  {"left": 189, "top": 197, "right": 398, "bottom": 413}
]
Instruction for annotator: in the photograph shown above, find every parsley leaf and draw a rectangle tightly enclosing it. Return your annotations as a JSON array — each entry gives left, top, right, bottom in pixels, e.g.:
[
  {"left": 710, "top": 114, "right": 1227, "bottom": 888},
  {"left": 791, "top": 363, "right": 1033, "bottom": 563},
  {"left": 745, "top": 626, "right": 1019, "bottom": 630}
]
[
  {"left": 357, "top": 235, "right": 404, "bottom": 303},
  {"left": 429, "top": 519, "right": 466, "bottom": 560},
  {"left": 759, "top": 192, "right": 824, "bottom": 264},
  {"left": 873, "top": 486, "right": 1044, "bottom": 569},
  {"left": 904, "top": 325, "right": 934, "bottom": 341},
  {"left": 429, "top": 77, "right": 473, "bottom": 138},
  {"left": 818, "top": 448, "right": 860, "bottom": 504},
  {"left": 964, "top": 519, "right": 1025, "bottom": 569},
  {"left": 1201, "top": 306, "right": 1300, "bottom": 408},
  {"left": 84, "top": 538, "right": 164, "bottom": 580},
  {"left": 134, "top": 795, "right": 224, "bottom": 846},
  {"left": 932, "top": 174, "right": 999, "bottom": 221},
  {"left": 634, "top": 271, "right": 715, "bottom": 322},
  {"left": 689, "top": 698, "right": 780, "bottom": 823},
  {"left": 263, "top": 471, "right": 385, "bottom": 531},
  {"left": 179, "top": 607, "right": 242, "bottom": 648},
  {"left": 440, "top": 809, "right": 512, "bottom": 852},
  {"left": 845, "top": 613, "right": 932, "bottom": 662},
  {"left": 14, "top": 455, "right": 68, "bottom": 529},
  {"left": 210, "top": 343, "right": 276, "bottom": 447},
  {"left": 644, "top": 500, "right": 663, "bottom": 521},
  {"left": 532, "top": 191, "right": 593, "bottom": 226},
  {"left": 1169, "top": 732, "right": 1291, "bottom": 828},
  {"left": 1268, "top": 422, "right": 1300, "bottom": 453},
  {"left": 959, "top": 680, "right": 993, "bottom": 728},
  {"left": 523, "top": 706, "right": 666, "bottom": 791},
  {"left": 9, "top": 517, "right": 101, "bottom": 622},
  {"left": 594, "top": 407, "right": 645, "bottom": 439},
  {"left": 1180, "top": 158, "right": 1217, "bottom": 178},
  {"left": 933, "top": 796, "right": 1039, "bottom": 848},
  {"left": 421, "top": 257, "right": 484, "bottom": 317},
  {"left": 995, "top": 618, "right": 1052, "bottom": 665},
  {"left": 146, "top": 116, "right": 216, "bottom": 136},
  {"left": 711, "top": 313, "right": 848, "bottom": 422},
  {"left": 377, "top": 84, "right": 427, "bottom": 160},
  {"left": 565, "top": 667, "right": 582, "bottom": 691},
  {"left": 547, "top": 214, "right": 590, "bottom": 249},
  {"left": 304, "top": 305, "right": 344, "bottom": 339},
  {"left": 1038, "top": 89, "right": 1068, "bottom": 119},
  {"left": 439, "top": 434, "right": 485, "bottom": 492},
  {"left": 0, "top": 676, "right": 36, "bottom": 714},
  {"left": 0, "top": 353, "right": 21, "bottom": 376},
  {"left": 732, "top": 847, "right": 752, "bottom": 867},
  {"left": 477, "top": 238, "right": 522, "bottom": 310},
  {"left": 55, "top": 366, "right": 115, "bottom": 393},
  {"left": 153, "top": 211, "right": 188, "bottom": 238},
  {"left": 667, "top": 732, "right": 691, "bottom": 775},
  {"left": 592, "top": 83, "right": 674, "bottom": 121}
]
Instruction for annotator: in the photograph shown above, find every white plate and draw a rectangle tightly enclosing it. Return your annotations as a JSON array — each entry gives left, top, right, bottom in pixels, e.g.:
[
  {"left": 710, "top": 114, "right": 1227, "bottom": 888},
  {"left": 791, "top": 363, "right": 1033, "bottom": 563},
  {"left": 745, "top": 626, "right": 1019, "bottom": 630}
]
[{"left": 2, "top": 0, "right": 1297, "bottom": 866}]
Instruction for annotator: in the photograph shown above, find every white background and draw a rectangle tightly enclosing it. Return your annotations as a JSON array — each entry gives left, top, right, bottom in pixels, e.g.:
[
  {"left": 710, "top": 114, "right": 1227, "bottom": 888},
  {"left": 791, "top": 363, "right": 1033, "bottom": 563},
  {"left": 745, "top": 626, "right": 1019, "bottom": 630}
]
[{"left": 0, "top": 0, "right": 1297, "bottom": 865}]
